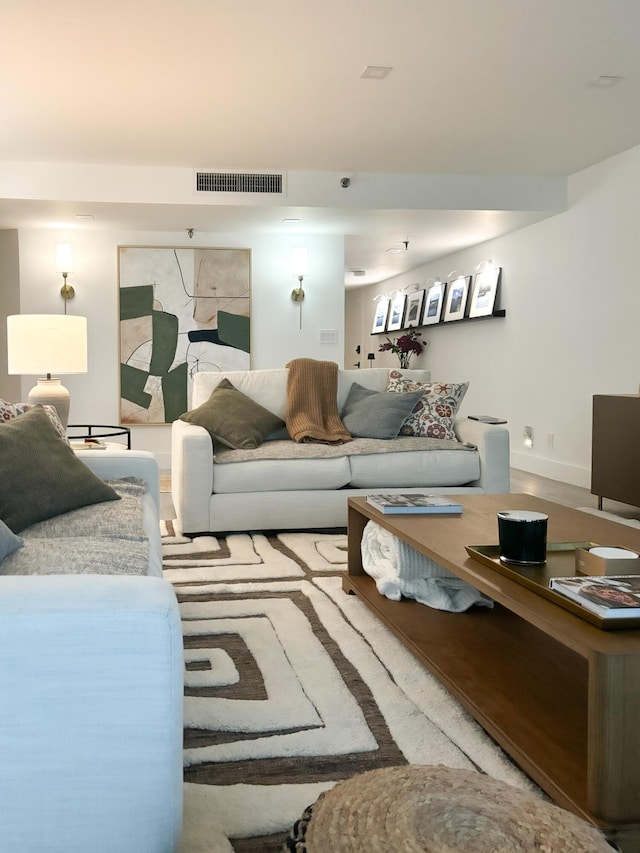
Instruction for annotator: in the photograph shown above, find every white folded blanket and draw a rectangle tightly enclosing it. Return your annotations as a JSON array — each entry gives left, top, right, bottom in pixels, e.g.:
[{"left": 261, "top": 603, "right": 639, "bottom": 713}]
[{"left": 361, "top": 520, "right": 493, "bottom": 612}]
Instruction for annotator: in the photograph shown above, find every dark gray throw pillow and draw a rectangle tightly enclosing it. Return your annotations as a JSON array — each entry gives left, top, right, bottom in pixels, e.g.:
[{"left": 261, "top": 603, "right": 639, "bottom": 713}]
[
  {"left": 180, "top": 378, "right": 285, "bottom": 449},
  {"left": 0, "top": 406, "right": 120, "bottom": 533},
  {"left": 341, "top": 383, "right": 424, "bottom": 439}
]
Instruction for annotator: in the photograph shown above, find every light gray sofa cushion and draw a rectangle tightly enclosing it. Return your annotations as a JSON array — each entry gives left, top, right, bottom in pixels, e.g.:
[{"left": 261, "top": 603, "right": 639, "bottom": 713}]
[
  {"left": 341, "top": 383, "right": 424, "bottom": 439},
  {"left": 213, "top": 454, "right": 352, "bottom": 493},
  {"left": 349, "top": 447, "right": 480, "bottom": 488}
]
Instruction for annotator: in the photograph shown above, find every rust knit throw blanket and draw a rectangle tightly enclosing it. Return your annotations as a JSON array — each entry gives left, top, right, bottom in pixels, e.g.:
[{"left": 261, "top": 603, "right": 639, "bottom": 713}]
[{"left": 286, "top": 358, "right": 352, "bottom": 444}]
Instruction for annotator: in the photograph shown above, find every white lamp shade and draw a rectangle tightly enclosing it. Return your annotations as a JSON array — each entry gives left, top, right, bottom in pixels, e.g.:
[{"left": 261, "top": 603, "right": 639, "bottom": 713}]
[
  {"left": 291, "top": 247, "right": 309, "bottom": 276},
  {"left": 56, "top": 242, "right": 73, "bottom": 274},
  {"left": 7, "top": 314, "right": 88, "bottom": 375}
]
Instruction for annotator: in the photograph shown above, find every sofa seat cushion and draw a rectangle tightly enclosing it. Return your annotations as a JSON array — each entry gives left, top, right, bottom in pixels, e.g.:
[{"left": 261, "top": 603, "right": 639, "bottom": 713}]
[
  {"left": 213, "top": 455, "right": 352, "bottom": 494},
  {"left": 349, "top": 446, "right": 480, "bottom": 488},
  {"left": 1, "top": 537, "right": 149, "bottom": 576}
]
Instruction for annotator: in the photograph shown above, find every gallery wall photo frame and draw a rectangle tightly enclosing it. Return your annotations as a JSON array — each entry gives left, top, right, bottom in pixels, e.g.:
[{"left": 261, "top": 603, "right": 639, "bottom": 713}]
[
  {"left": 118, "top": 245, "right": 251, "bottom": 425},
  {"left": 386, "top": 293, "right": 407, "bottom": 331},
  {"left": 469, "top": 266, "right": 502, "bottom": 318},
  {"left": 422, "top": 280, "right": 446, "bottom": 325},
  {"left": 443, "top": 275, "right": 471, "bottom": 322},
  {"left": 371, "top": 296, "right": 390, "bottom": 334},
  {"left": 403, "top": 289, "right": 425, "bottom": 328}
]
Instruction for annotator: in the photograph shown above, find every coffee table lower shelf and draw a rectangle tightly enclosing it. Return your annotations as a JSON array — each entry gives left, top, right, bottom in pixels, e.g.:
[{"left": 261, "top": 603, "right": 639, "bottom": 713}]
[{"left": 342, "top": 572, "right": 591, "bottom": 820}]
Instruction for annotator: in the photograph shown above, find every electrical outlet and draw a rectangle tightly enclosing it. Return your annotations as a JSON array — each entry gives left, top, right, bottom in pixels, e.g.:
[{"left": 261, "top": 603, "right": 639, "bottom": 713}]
[
  {"left": 547, "top": 432, "right": 554, "bottom": 450},
  {"left": 523, "top": 425, "right": 533, "bottom": 448}
]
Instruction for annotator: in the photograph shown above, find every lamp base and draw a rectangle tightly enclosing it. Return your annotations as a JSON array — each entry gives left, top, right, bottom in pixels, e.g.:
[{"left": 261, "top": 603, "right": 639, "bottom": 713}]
[{"left": 27, "top": 378, "right": 70, "bottom": 429}]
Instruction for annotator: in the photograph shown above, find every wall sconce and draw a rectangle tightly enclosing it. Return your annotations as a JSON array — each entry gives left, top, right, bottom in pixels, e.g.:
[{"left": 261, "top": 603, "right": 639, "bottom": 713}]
[
  {"left": 56, "top": 243, "right": 75, "bottom": 310},
  {"left": 291, "top": 247, "right": 308, "bottom": 329}
]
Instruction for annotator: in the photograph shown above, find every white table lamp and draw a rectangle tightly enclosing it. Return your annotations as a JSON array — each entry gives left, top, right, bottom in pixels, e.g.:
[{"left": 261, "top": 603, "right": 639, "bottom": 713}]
[{"left": 6, "top": 314, "right": 88, "bottom": 428}]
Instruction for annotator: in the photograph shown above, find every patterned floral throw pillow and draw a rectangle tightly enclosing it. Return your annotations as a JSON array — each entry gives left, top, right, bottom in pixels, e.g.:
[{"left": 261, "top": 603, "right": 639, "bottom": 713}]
[
  {"left": 0, "top": 399, "right": 69, "bottom": 443},
  {"left": 386, "top": 371, "right": 469, "bottom": 440}
]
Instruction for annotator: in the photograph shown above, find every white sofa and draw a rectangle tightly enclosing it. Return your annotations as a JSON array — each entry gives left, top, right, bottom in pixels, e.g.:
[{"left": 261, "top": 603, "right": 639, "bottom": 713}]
[
  {"left": 172, "top": 367, "right": 510, "bottom": 534},
  {"left": 0, "top": 449, "right": 184, "bottom": 853}
]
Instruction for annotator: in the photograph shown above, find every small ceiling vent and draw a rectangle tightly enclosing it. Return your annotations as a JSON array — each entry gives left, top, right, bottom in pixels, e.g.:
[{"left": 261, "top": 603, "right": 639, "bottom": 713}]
[{"left": 195, "top": 171, "right": 284, "bottom": 194}]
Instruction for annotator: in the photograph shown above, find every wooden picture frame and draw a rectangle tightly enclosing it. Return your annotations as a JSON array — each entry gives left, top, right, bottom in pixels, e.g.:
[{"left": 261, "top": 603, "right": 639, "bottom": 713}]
[
  {"left": 118, "top": 245, "right": 251, "bottom": 425},
  {"left": 469, "top": 266, "right": 501, "bottom": 318},
  {"left": 386, "top": 293, "right": 406, "bottom": 331},
  {"left": 371, "top": 296, "right": 390, "bottom": 334},
  {"left": 403, "top": 289, "right": 425, "bottom": 328},
  {"left": 443, "top": 276, "right": 471, "bottom": 322},
  {"left": 422, "top": 281, "right": 446, "bottom": 325}
]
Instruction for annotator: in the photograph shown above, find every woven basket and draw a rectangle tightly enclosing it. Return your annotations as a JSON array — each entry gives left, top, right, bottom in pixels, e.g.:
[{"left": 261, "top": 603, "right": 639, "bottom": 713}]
[{"left": 286, "top": 765, "right": 613, "bottom": 852}]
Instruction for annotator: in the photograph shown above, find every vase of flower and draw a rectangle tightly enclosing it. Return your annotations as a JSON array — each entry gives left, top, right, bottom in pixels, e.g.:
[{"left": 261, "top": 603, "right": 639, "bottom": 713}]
[{"left": 378, "top": 329, "right": 425, "bottom": 369}]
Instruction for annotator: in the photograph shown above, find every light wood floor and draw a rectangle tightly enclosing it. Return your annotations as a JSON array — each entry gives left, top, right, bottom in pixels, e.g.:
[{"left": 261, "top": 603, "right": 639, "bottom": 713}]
[
  {"left": 160, "top": 470, "right": 640, "bottom": 523},
  {"left": 510, "top": 469, "right": 640, "bottom": 521}
]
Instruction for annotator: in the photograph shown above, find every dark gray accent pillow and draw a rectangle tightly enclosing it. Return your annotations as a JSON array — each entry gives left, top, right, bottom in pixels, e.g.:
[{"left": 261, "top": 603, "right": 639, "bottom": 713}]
[
  {"left": 341, "top": 383, "right": 424, "bottom": 439},
  {"left": 0, "top": 406, "right": 120, "bottom": 533},
  {"left": 180, "top": 378, "right": 285, "bottom": 450},
  {"left": 0, "top": 518, "right": 23, "bottom": 562}
]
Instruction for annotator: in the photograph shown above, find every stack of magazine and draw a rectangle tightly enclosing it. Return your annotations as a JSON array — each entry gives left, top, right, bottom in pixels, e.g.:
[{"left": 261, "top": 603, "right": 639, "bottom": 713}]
[
  {"left": 365, "top": 494, "right": 463, "bottom": 515},
  {"left": 69, "top": 438, "right": 107, "bottom": 450},
  {"left": 549, "top": 575, "right": 640, "bottom": 620}
]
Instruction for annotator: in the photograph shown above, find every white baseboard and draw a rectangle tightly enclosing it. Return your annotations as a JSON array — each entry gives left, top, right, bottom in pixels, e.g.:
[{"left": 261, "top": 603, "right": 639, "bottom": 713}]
[{"left": 510, "top": 451, "right": 590, "bottom": 489}]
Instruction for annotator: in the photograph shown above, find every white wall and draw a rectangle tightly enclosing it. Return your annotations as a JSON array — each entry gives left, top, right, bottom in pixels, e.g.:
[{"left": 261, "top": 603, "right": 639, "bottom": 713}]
[
  {"left": 15, "top": 229, "right": 345, "bottom": 469},
  {"left": 0, "top": 230, "right": 21, "bottom": 401},
  {"left": 350, "top": 144, "right": 640, "bottom": 488}
]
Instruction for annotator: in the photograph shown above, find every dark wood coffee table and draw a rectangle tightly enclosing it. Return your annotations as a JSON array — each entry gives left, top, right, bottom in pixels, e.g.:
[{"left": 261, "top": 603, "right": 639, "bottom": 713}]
[{"left": 344, "top": 494, "right": 640, "bottom": 850}]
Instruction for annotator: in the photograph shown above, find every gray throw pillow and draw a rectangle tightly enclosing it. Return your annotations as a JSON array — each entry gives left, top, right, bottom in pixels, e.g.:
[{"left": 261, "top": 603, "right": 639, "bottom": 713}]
[
  {"left": 341, "top": 383, "right": 424, "bottom": 439},
  {"left": 180, "top": 377, "right": 284, "bottom": 450},
  {"left": 0, "top": 406, "right": 120, "bottom": 533},
  {"left": 0, "top": 518, "right": 23, "bottom": 562}
]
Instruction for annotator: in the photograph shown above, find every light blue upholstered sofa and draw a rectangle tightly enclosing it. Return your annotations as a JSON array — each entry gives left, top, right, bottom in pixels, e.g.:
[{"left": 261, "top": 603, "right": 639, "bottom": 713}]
[{"left": 0, "top": 449, "right": 183, "bottom": 853}]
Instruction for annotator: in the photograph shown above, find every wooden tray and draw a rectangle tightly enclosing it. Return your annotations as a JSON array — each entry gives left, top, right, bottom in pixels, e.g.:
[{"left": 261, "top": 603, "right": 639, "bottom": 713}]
[{"left": 465, "top": 541, "right": 640, "bottom": 630}]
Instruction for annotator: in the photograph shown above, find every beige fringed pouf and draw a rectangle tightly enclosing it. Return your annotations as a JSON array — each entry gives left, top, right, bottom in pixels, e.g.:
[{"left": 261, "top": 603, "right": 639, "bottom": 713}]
[{"left": 285, "top": 765, "right": 613, "bottom": 852}]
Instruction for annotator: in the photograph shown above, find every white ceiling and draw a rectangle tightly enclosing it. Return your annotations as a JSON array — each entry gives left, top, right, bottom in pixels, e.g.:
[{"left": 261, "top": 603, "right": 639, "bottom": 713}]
[{"left": 1, "top": 0, "right": 640, "bottom": 286}]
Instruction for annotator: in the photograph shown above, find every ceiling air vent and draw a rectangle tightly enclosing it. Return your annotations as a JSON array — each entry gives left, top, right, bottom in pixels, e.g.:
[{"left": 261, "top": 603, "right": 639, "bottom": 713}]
[{"left": 195, "top": 171, "right": 284, "bottom": 194}]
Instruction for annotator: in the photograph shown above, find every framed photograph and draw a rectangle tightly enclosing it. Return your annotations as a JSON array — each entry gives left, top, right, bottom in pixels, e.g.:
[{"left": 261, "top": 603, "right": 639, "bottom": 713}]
[
  {"left": 422, "top": 281, "right": 446, "bottom": 325},
  {"left": 371, "top": 296, "right": 390, "bottom": 334},
  {"left": 443, "top": 276, "right": 471, "bottom": 322},
  {"left": 403, "top": 289, "right": 425, "bottom": 328},
  {"left": 118, "top": 245, "right": 251, "bottom": 425},
  {"left": 386, "top": 293, "right": 406, "bottom": 331},
  {"left": 469, "top": 266, "right": 501, "bottom": 318}
]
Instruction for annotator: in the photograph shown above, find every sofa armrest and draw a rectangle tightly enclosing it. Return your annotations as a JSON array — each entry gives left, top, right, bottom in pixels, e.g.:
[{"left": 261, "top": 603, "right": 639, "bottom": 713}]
[
  {"left": 171, "top": 419, "right": 214, "bottom": 533},
  {"left": 455, "top": 417, "right": 510, "bottom": 494},
  {"left": 0, "top": 575, "right": 183, "bottom": 853},
  {"left": 75, "top": 449, "right": 160, "bottom": 511}
]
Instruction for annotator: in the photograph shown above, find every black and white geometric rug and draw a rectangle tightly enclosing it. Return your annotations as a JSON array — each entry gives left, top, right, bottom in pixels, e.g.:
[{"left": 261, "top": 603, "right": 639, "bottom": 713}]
[{"left": 160, "top": 522, "right": 539, "bottom": 853}]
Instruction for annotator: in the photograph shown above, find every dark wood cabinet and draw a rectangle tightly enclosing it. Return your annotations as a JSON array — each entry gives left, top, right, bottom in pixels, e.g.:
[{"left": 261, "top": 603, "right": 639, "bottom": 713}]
[{"left": 591, "top": 394, "right": 640, "bottom": 509}]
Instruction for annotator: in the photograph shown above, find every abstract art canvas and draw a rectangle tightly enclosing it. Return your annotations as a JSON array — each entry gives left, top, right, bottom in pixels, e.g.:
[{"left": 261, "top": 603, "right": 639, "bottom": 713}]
[{"left": 119, "top": 246, "right": 251, "bottom": 424}]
